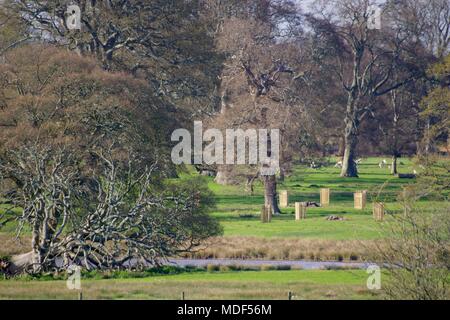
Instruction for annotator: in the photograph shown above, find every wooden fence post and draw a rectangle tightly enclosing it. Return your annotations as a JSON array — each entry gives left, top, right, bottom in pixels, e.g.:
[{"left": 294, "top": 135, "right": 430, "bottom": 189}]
[
  {"left": 279, "top": 190, "right": 289, "bottom": 208},
  {"left": 261, "top": 204, "right": 272, "bottom": 223},
  {"left": 295, "top": 202, "right": 307, "bottom": 220},
  {"left": 261, "top": 205, "right": 267, "bottom": 223},
  {"left": 266, "top": 204, "right": 272, "bottom": 223},
  {"left": 373, "top": 202, "right": 385, "bottom": 221},
  {"left": 354, "top": 190, "right": 367, "bottom": 209},
  {"left": 320, "top": 188, "right": 330, "bottom": 207}
]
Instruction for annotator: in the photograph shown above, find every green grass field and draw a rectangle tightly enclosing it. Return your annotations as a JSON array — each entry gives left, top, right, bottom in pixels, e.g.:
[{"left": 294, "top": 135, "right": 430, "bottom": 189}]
[
  {"left": 177, "top": 156, "right": 448, "bottom": 261},
  {"left": 0, "top": 270, "right": 380, "bottom": 300},
  {"left": 206, "top": 157, "right": 442, "bottom": 240},
  {"left": 0, "top": 157, "right": 439, "bottom": 243}
]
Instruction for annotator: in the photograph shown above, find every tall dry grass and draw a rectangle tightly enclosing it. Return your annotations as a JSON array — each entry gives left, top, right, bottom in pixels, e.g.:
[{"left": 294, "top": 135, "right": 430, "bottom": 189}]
[
  {"left": 0, "top": 233, "right": 376, "bottom": 262},
  {"left": 0, "top": 233, "right": 29, "bottom": 257},
  {"left": 181, "top": 237, "right": 376, "bottom": 262}
]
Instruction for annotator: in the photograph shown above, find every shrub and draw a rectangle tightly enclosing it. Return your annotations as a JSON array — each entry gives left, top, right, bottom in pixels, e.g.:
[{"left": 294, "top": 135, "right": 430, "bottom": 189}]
[
  {"left": 206, "top": 264, "right": 220, "bottom": 272},
  {"left": 227, "top": 264, "right": 241, "bottom": 271},
  {"left": 276, "top": 265, "right": 292, "bottom": 271},
  {"left": 219, "top": 265, "right": 231, "bottom": 272},
  {"left": 260, "top": 264, "right": 276, "bottom": 271}
]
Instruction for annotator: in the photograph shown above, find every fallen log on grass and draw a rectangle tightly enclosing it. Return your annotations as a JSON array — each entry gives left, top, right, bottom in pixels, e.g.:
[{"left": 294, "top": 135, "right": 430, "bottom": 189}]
[{"left": 7, "top": 252, "right": 33, "bottom": 275}]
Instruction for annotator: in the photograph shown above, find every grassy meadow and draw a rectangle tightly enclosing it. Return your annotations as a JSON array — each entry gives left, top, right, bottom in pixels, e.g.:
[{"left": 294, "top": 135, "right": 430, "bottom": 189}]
[
  {"left": 180, "top": 157, "right": 447, "bottom": 261},
  {"left": 0, "top": 156, "right": 448, "bottom": 300},
  {"left": 0, "top": 270, "right": 380, "bottom": 300}
]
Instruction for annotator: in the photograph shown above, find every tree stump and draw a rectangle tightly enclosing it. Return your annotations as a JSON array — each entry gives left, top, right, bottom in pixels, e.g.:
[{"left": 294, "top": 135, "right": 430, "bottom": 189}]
[
  {"left": 295, "top": 202, "right": 307, "bottom": 220},
  {"left": 261, "top": 205, "right": 272, "bottom": 223},
  {"left": 373, "top": 202, "right": 385, "bottom": 221},
  {"left": 354, "top": 190, "right": 367, "bottom": 209},
  {"left": 279, "top": 190, "right": 289, "bottom": 208},
  {"left": 320, "top": 188, "right": 330, "bottom": 207}
]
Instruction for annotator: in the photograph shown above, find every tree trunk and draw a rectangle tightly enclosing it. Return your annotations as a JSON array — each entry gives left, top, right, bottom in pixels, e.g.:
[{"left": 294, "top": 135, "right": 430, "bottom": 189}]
[
  {"left": 8, "top": 252, "right": 34, "bottom": 275},
  {"left": 337, "top": 136, "right": 345, "bottom": 157},
  {"left": 391, "top": 155, "right": 398, "bottom": 175},
  {"left": 390, "top": 92, "right": 399, "bottom": 176},
  {"left": 31, "top": 221, "right": 42, "bottom": 273},
  {"left": 424, "top": 118, "right": 432, "bottom": 155},
  {"left": 262, "top": 175, "right": 281, "bottom": 215},
  {"left": 340, "top": 119, "right": 359, "bottom": 177}
]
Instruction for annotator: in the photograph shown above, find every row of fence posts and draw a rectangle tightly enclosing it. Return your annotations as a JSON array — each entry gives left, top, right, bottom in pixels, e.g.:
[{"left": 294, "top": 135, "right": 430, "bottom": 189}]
[
  {"left": 179, "top": 292, "right": 296, "bottom": 300},
  {"left": 77, "top": 290, "right": 296, "bottom": 300},
  {"left": 261, "top": 189, "right": 385, "bottom": 223}
]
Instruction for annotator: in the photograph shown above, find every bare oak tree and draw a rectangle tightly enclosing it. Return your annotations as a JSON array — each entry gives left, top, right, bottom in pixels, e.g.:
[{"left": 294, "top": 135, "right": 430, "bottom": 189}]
[
  {"left": 307, "top": 0, "right": 426, "bottom": 177},
  {"left": 209, "top": 3, "right": 304, "bottom": 214}
]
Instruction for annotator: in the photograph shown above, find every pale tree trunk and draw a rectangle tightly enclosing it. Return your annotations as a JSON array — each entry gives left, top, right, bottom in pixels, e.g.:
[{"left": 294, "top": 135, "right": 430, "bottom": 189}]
[
  {"left": 390, "top": 91, "right": 399, "bottom": 176},
  {"left": 340, "top": 117, "right": 359, "bottom": 177},
  {"left": 340, "top": 61, "right": 360, "bottom": 178},
  {"left": 257, "top": 101, "right": 281, "bottom": 214},
  {"left": 31, "top": 220, "right": 42, "bottom": 273},
  {"left": 338, "top": 136, "right": 345, "bottom": 157},
  {"left": 262, "top": 175, "right": 281, "bottom": 215}
]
